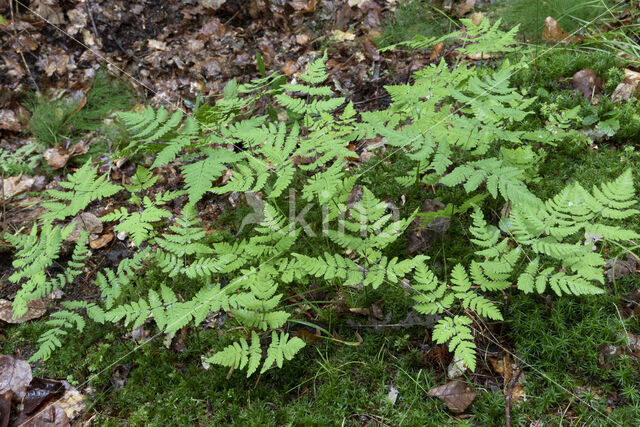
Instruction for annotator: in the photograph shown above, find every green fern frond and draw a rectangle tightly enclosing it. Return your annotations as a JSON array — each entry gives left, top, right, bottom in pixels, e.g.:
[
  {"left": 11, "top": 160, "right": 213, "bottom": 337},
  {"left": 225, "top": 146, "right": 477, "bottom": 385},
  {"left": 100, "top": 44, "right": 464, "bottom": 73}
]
[
  {"left": 433, "top": 315, "right": 477, "bottom": 371},
  {"left": 41, "top": 162, "right": 122, "bottom": 221}
]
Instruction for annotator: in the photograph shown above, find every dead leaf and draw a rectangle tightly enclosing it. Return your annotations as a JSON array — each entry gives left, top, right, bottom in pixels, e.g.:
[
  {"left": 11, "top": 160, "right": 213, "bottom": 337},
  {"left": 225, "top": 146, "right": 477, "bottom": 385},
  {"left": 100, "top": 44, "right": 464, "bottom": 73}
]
[
  {"left": 281, "top": 60, "right": 299, "bottom": 76},
  {"left": 427, "top": 380, "right": 477, "bottom": 413},
  {"left": 33, "top": 0, "right": 64, "bottom": 24},
  {"left": 333, "top": 29, "right": 356, "bottom": 43},
  {"left": 14, "top": 403, "right": 70, "bottom": 427},
  {"left": 0, "top": 390, "right": 13, "bottom": 427},
  {"left": 429, "top": 42, "right": 445, "bottom": 62},
  {"left": 362, "top": 38, "right": 380, "bottom": 61},
  {"left": 56, "top": 385, "right": 85, "bottom": 420},
  {"left": 348, "top": 0, "right": 367, "bottom": 7},
  {"left": 470, "top": 12, "right": 485, "bottom": 26},
  {"left": 148, "top": 39, "right": 169, "bottom": 51},
  {"left": 611, "top": 69, "right": 640, "bottom": 102},
  {"left": 291, "top": 0, "right": 316, "bottom": 13},
  {"left": 67, "top": 212, "right": 103, "bottom": 242},
  {"left": 68, "top": 140, "right": 89, "bottom": 156},
  {"left": 43, "top": 48, "right": 71, "bottom": 77},
  {"left": 186, "top": 39, "right": 205, "bottom": 53},
  {"left": 201, "top": 0, "right": 226, "bottom": 9},
  {"left": 43, "top": 147, "right": 71, "bottom": 169},
  {"left": 454, "top": 0, "right": 475, "bottom": 17},
  {"left": 296, "top": 34, "right": 311, "bottom": 46},
  {"left": 294, "top": 329, "right": 323, "bottom": 345},
  {"left": 489, "top": 354, "right": 526, "bottom": 403},
  {"left": 0, "top": 109, "right": 21, "bottom": 132},
  {"left": 21, "top": 378, "right": 65, "bottom": 416},
  {"left": 604, "top": 253, "right": 638, "bottom": 283},
  {"left": 349, "top": 307, "right": 370, "bottom": 316},
  {"left": 2, "top": 175, "right": 36, "bottom": 199},
  {"left": 447, "top": 356, "right": 467, "bottom": 378},
  {"left": 89, "top": 232, "right": 114, "bottom": 249},
  {"left": 598, "top": 343, "right": 622, "bottom": 368},
  {"left": 0, "top": 355, "right": 32, "bottom": 400},
  {"left": 542, "top": 16, "right": 580, "bottom": 43},
  {"left": 570, "top": 69, "right": 603, "bottom": 100},
  {"left": 0, "top": 299, "right": 46, "bottom": 324}
]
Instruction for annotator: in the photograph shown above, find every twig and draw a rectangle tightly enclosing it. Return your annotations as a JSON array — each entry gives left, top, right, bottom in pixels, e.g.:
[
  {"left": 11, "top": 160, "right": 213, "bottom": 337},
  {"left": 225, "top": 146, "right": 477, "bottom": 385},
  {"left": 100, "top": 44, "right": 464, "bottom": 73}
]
[
  {"left": 84, "top": 0, "right": 100, "bottom": 43},
  {"left": 505, "top": 369, "right": 521, "bottom": 427},
  {"left": 9, "top": 0, "right": 39, "bottom": 91},
  {"left": 0, "top": 174, "right": 5, "bottom": 233}
]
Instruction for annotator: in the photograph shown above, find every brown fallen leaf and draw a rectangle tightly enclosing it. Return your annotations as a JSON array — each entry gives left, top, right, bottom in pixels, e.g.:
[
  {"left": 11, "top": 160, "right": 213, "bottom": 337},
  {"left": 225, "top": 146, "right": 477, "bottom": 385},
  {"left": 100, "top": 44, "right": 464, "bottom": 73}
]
[
  {"left": 0, "top": 109, "right": 21, "bottom": 132},
  {"left": 429, "top": 42, "right": 445, "bottom": 62},
  {"left": 611, "top": 69, "right": 640, "bottom": 102},
  {"left": 427, "top": 380, "right": 477, "bottom": 413},
  {"left": 43, "top": 147, "right": 70, "bottom": 169},
  {"left": 542, "top": 16, "right": 580, "bottom": 43},
  {"left": 570, "top": 69, "right": 603, "bottom": 100},
  {"left": 68, "top": 140, "right": 89, "bottom": 156},
  {"left": 455, "top": 0, "right": 475, "bottom": 17},
  {"left": 14, "top": 402, "right": 70, "bottom": 427},
  {"left": 281, "top": 60, "right": 299, "bottom": 76},
  {"left": 604, "top": 253, "right": 638, "bottom": 283},
  {"left": 33, "top": 0, "right": 64, "bottom": 24},
  {"left": 296, "top": 34, "right": 311, "bottom": 45},
  {"left": 43, "top": 48, "right": 71, "bottom": 77},
  {"left": 0, "top": 355, "right": 32, "bottom": 401},
  {"left": 489, "top": 354, "right": 526, "bottom": 403},
  {"left": 333, "top": 29, "right": 356, "bottom": 42},
  {"left": 0, "top": 390, "right": 13, "bottom": 427},
  {"left": 599, "top": 343, "right": 622, "bottom": 368},
  {"left": 294, "top": 329, "right": 323, "bottom": 345},
  {"left": 362, "top": 38, "right": 380, "bottom": 61},
  {"left": 90, "top": 232, "right": 114, "bottom": 249},
  {"left": 470, "top": 11, "right": 485, "bottom": 26},
  {"left": 201, "top": 0, "right": 226, "bottom": 9},
  {"left": 0, "top": 299, "right": 46, "bottom": 324},
  {"left": 2, "top": 175, "right": 36, "bottom": 199},
  {"left": 0, "top": 355, "right": 33, "bottom": 406},
  {"left": 148, "top": 39, "right": 169, "bottom": 51},
  {"left": 55, "top": 385, "right": 85, "bottom": 420},
  {"left": 291, "top": 0, "right": 316, "bottom": 13},
  {"left": 626, "top": 332, "right": 640, "bottom": 356},
  {"left": 67, "top": 212, "right": 103, "bottom": 242}
]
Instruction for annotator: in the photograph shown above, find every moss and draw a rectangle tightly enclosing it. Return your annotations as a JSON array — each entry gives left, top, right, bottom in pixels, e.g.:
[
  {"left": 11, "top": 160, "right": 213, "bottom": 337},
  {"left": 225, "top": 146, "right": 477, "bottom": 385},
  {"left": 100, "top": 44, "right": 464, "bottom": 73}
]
[
  {"left": 495, "top": 0, "right": 619, "bottom": 41},
  {"left": 378, "top": 0, "right": 455, "bottom": 47}
]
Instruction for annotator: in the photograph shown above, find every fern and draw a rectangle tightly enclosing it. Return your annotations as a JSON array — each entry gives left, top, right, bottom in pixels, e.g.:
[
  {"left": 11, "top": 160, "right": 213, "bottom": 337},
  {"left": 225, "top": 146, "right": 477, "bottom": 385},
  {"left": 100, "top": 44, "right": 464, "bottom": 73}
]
[
  {"left": 118, "top": 107, "right": 199, "bottom": 166},
  {"left": 208, "top": 332, "right": 262, "bottom": 377},
  {"left": 432, "top": 316, "right": 477, "bottom": 372},
  {"left": 208, "top": 331, "right": 304, "bottom": 377},
  {"left": 101, "top": 196, "right": 172, "bottom": 246},
  {"left": 181, "top": 147, "right": 237, "bottom": 205},
  {"left": 41, "top": 162, "right": 122, "bottom": 221},
  {"left": 6, "top": 223, "right": 77, "bottom": 318}
]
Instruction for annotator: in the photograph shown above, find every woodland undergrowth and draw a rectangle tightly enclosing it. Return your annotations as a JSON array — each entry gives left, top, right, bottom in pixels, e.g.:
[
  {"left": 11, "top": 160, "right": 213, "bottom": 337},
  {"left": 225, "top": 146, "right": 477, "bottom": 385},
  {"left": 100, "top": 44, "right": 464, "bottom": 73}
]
[{"left": 3, "top": 19, "right": 640, "bottom": 384}]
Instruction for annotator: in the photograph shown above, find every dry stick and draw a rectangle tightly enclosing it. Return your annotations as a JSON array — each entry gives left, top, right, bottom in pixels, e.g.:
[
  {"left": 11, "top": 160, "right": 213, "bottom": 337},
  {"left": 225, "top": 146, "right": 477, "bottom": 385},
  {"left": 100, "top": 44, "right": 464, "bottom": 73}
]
[
  {"left": 505, "top": 369, "right": 521, "bottom": 427},
  {"left": 84, "top": 0, "right": 100, "bottom": 42},
  {"left": 0, "top": 174, "right": 5, "bottom": 233},
  {"left": 9, "top": 0, "right": 39, "bottom": 91}
]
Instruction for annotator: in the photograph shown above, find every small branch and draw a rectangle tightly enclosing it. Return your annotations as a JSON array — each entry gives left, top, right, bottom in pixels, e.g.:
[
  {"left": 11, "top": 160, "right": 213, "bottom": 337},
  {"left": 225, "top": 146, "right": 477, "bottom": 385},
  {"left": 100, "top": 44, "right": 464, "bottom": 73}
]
[
  {"left": 84, "top": 0, "right": 100, "bottom": 43},
  {"left": 9, "top": 0, "right": 39, "bottom": 91},
  {"left": 505, "top": 369, "right": 521, "bottom": 427}
]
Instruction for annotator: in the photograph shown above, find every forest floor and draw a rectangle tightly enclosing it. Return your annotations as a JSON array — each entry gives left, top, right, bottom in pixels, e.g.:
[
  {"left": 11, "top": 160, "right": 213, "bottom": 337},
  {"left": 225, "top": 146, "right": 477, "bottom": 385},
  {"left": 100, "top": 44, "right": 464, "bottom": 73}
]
[{"left": 2, "top": 0, "right": 640, "bottom": 425}]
